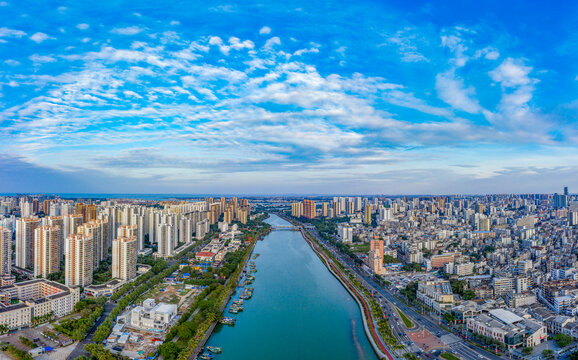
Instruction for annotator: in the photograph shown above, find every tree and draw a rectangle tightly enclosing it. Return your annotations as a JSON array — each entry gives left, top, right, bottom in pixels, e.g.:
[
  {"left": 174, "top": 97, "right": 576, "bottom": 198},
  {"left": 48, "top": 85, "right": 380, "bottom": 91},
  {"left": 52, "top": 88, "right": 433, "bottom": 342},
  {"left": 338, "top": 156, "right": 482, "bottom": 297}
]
[
  {"left": 555, "top": 333, "right": 573, "bottom": 348},
  {"left": 542, "top": 349, "right": 554, "bottom": 359},
  {"left": 522, "top": 347, "right": 533, "bottom": 356},
  {"left": 463, "top": 289, "right": 476, "bottom": 300},
  {"left": 158, "top": 343, "right": 181, "bottom": 360},
  {"left": 443, "top": 312, "right": 456, "bottom": 324}
]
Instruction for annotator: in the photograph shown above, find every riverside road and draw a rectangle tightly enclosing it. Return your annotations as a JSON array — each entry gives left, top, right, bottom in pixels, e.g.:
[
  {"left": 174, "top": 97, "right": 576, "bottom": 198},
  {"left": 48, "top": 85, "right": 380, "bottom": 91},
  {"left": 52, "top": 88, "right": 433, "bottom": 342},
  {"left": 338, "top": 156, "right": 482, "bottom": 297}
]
[{"left": 297, "top": 221, "right": 505, "bottom": 360}]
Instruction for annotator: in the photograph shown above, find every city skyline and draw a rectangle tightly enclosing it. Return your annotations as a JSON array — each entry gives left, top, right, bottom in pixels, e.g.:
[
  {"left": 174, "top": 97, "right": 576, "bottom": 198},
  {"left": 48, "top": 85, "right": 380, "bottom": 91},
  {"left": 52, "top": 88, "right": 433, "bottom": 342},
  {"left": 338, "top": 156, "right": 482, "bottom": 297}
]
[{"left": 1, "top": 1, "right": 578, "bottom": 194}]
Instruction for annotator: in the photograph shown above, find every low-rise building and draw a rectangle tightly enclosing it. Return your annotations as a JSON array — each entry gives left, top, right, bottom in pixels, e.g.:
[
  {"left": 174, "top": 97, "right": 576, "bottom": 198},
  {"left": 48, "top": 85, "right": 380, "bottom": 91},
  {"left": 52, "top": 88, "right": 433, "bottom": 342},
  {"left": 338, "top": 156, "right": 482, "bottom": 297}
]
[
  {"left": 0, "top": 279, "right": 79, "bottom": 329},
  {"left": 128, "top": 299, "right": 177, "bottom": 332},
  {"left": 417, "top": 280, "right": 454, "bottom": 314},
  {"left": 466, "top": 308, "right": 546, "bottom": 349}
]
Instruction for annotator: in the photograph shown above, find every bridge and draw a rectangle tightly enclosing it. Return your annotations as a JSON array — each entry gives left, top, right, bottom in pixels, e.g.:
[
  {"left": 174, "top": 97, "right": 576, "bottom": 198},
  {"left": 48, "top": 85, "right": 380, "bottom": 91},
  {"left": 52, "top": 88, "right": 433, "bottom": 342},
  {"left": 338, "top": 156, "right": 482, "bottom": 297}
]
[{"left": 271, "top": 225, "right": 301, "bottom": 231}]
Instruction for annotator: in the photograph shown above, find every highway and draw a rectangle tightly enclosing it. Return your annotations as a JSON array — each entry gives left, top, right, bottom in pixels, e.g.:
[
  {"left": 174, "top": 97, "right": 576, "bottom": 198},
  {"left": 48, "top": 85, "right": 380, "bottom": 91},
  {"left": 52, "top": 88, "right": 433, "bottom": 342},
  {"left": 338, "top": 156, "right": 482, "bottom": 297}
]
[{"left": 299, "top": 222, "right": 505, "bottom": 360}]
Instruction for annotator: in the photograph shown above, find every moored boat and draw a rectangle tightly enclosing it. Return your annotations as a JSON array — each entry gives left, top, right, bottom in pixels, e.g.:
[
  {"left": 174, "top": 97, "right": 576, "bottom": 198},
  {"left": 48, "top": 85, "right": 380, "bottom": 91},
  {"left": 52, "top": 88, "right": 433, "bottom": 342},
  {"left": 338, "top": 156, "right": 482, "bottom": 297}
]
[{"left": 207, "top": 346, "right": 222, "bottom": 354}]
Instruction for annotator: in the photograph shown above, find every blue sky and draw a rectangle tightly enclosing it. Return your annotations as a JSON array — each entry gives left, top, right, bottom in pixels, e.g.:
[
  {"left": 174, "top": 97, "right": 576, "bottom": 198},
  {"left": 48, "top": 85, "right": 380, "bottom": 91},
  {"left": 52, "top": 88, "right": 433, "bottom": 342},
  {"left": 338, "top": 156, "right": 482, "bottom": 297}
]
[{"left": 1, "top": 0, "right": 578, "bottom": 195}]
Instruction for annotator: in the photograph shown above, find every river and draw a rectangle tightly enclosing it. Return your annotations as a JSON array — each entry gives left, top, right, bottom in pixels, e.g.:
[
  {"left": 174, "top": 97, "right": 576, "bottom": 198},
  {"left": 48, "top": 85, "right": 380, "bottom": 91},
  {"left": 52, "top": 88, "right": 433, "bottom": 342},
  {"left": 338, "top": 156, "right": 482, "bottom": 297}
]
[{"left": 205, "top": 214, "right": 378, "bottom": 360}]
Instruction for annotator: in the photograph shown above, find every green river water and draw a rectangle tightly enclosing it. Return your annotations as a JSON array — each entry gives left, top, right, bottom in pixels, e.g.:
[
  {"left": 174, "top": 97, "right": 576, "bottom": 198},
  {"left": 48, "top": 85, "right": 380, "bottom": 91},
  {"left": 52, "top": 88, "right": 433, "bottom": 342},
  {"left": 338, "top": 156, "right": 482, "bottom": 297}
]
[{"left": 204, "top": 214, "right": 378, "bottom": 360}]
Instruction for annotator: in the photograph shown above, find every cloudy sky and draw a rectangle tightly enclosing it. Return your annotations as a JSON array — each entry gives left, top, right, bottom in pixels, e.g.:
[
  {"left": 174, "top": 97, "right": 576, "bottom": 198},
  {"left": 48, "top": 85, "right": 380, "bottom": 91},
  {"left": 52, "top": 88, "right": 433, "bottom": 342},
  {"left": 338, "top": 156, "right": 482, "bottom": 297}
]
[{"left": 1, "top": 0, "right": 577, "bottom": 195}]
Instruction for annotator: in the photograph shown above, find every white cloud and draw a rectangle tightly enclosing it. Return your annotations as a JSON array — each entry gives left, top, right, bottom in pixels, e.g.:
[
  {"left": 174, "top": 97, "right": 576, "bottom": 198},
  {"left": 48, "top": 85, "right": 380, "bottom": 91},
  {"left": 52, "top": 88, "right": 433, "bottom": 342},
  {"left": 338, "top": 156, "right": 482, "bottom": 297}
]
[
  {"left": 76, "top": 23, "right": 90, "bottom": 30},
  {"left": 0, "top": 2, "right": 9, "bottom": 6},
  {"left": 435, "top": 71, "right": 481, "bottom": 114},
  {"left": 29, "top": 54, "right": 56, "bottom": 63},
  {"left": 489, "top": 58, "right": 533, "bottom": 87},
  {"left": 0, "top": 27, "right": 26, "bottom": 38},
  {"left": 170, "top": 21, "right": 180, "bottom": 26},
  {"left": 264, "top": 37, "right": 281, "bottom": 50},
  {"left": 387, "top": 29, "right": 428, "bottom": 63},
  {"left": 259, "top": 26, "right": 271, "bottom": 35},
  {"left": 111, "top": 26, "right": 144, "bottom": 35},
  {"left": 441, "top": 34, "right": 468, "bottom": 67},
  {"left": 30, "top": 32, "right": 53, "bottom": 43}
]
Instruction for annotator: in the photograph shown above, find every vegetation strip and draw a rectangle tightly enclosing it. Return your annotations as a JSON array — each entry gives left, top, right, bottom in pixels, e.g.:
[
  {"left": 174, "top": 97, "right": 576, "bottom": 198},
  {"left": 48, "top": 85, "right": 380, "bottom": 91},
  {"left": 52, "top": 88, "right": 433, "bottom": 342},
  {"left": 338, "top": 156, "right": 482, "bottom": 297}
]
[{"left": 396, "top": 308, "right": 414, "bottom": 329}]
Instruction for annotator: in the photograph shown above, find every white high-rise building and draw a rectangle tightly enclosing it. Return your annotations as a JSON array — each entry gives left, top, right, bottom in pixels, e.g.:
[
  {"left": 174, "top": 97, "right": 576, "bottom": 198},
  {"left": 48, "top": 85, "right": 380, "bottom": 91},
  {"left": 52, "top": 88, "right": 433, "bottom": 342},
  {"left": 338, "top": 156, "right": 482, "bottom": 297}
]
[
  {"left": 16, "top": 217, "right": 40, "bottom": 269},
  {"left": 112, "top": 236, "right": 137, "bottom": 281},
  {"left": 46, "top": 216, "right": 65, "bottom": 262},
  {"left": 157, "top": 223, "right": 174, "bottom": 258},
  {"left": 0, "top": 227, "right": 12, "bottom": 276},
  {"left": 78, "top": 220, "right": 108, "bottom": 269},
  {"left": 65, "top": 234, "right": 93, "bottom": 287},
  {"left": 34, "top": 226, "right": 61, "bottom": 278}
]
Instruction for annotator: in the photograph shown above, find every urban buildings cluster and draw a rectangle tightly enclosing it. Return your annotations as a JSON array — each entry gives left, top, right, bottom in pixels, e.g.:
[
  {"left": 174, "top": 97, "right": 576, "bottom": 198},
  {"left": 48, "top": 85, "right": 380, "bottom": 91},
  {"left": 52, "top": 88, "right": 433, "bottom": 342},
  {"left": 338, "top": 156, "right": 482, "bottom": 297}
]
[
  {"left": 0, "top": 195, "right": 251, "bottom": 330},
  {"left": 290, "top": 188, "right": 578, "bottom": 352}
]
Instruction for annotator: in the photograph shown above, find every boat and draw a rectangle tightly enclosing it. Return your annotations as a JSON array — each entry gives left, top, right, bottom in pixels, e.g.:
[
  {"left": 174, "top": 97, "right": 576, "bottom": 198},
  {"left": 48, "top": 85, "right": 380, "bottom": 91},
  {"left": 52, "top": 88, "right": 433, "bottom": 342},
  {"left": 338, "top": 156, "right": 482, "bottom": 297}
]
[
  {"left": 233, "top": 299, "right": 244, "bottom": 305},
  {"left": 200, "top": 354, "right": 213, "bottom": 360},
  {"left": 207, "top": 346, "right": 222, "bottom": 354},
  {"left": 228, "top": 307, "right": 238, "bottom": 314},
  {"left": 219, "top": 317, "right": 236, "bottom": 325}
]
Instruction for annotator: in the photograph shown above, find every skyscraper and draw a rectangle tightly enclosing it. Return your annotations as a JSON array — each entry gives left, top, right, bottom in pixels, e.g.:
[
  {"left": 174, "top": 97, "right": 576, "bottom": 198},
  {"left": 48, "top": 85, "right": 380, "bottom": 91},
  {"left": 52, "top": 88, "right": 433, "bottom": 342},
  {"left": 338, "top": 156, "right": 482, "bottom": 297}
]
[
  {"left": 302, "top": 199, "right": 315, "bottom": 219},
  {"left": 34, "top": 225, "right": 61, "bottom": 278},
  {"left": 0, "top": 227, "right": 12, "bottom": 276},
  {"left": 112, "top": 236, "right": 137, "bottom": 281},
  {"left": 157, "top": 223, "right": 174, "bottom": 258},
  {"left": 364, "top": 205, "right": 372, "bottom": 225},
  {"left": 65, "top": 234, "right": 93, "bottom": 287},
  {"left": 16, "top": 217, "right": 40, "bottom": 269},
  {"left": 46, "top": 216, "right": 64, "bottom": 262}
]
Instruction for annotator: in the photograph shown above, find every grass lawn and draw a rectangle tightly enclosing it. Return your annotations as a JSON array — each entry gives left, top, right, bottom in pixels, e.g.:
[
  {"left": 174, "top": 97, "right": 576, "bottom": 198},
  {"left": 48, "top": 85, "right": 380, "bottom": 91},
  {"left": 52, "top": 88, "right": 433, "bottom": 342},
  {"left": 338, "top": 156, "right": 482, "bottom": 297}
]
[
  {"left": 441, "top": 353, "right": 460, "bottom": 360},
  {"left": 396, "top": 307, "right": 414, "bottom": 328}
]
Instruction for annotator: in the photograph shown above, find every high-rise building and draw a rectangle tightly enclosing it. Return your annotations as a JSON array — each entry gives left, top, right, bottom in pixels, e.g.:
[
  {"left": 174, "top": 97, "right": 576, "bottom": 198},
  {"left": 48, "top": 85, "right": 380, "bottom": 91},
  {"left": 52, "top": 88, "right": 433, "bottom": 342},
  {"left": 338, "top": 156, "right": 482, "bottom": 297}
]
[
  {"left": 291, "top": 202, "right": 303, "bottom": 218},
  {"left": 112, "top": 236, "right": 137, "bottom": 281},
  {"left": 157, "top": 223, "right": 174, "bottom": 258},
  {"left": 302, "top": 199, "right": 315, "bottom": 219},
  {"left": 364, "top": 205, "right": 372, "bottom": 225},
  {"left": 16, "top": 217, "right": 40, "bottom": 269},
  {"left": 65, "top": 234, "right": 93, "bottom": 287},
  {"left": 0, "top": 227, "right": 12, "bottom": 276},
  {"left": 65, "top": 214, "right": 83, "bottom": 239},
  {"left": 322, "top": 202, "right": 328, "bottom": 217},
  {"left": 46, "top": 216, "right": 65, "bottom": 262},
  {"left": 78, "top": 220, "right": 108, "bottom": 269},
  {"left": 368, "top": 239, "right": 384, "bottom": 274},
  {"left": 34, "top": 226, "right": 61, "bottom": 278}
]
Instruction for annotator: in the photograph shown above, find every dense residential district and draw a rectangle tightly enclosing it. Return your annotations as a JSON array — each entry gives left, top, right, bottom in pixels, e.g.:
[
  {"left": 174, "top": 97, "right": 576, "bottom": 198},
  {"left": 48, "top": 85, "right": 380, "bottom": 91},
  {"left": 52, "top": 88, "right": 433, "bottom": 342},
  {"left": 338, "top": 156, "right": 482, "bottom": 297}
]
[{"left": 1, "top": 190, "right": 578, "bottom": 360}]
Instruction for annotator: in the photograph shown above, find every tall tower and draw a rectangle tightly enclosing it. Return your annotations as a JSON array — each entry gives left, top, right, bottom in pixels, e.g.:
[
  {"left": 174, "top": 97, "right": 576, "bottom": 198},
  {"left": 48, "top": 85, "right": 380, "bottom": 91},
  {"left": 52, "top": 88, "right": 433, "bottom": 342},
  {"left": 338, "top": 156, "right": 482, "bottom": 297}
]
[
  {"left": 65, "top": 234, "right": 93, "bottom": 287},
  {"left": 34, "top": 225, "right": 61, "bottom": 278},
  {"left": 46, "top": 216, "right": 65, "bottom": 262},
  {"left": 112, "top": 236, "right": 137, "bottom": 281},
  {"left": 157, "top": 223, "right": 174, "bottom": 258},
  {"left": 0, "top": 227, "right": 12, "bottom": 276},
  {"left": 302, "top": 199, "right": 316, "bottom": 219},
  {"left": 364, "top": 205, "right": 372, "bottom": 225},
  {"left": 16, "top": 217, "right": 40, "bottom": 269}
]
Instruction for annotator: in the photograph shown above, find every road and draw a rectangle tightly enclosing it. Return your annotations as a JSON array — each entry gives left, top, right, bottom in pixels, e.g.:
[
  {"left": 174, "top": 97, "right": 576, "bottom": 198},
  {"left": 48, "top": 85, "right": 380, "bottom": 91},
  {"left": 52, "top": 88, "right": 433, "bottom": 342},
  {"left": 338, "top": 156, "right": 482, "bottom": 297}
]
[
  {"left": 296, "top": 220, "right": 505, "bottom": 360},
  {"left": 67, "top": 302, "right": 115, "bottom": 359},
  {"left": 66, "top": 241, "right": 203, "bottom": 359}
]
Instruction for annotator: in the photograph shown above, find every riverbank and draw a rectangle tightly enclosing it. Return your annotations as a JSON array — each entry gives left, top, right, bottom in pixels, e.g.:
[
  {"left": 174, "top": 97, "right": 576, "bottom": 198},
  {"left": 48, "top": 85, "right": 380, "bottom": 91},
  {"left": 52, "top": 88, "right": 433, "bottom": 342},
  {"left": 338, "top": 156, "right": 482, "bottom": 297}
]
[
  {"left": 203, "top": 214, "right": 377, "bottom": 360},
  {"left": 188, "top": 223, "right": 264, "bottom": 360},
  {"left": 278, "top": 214, "right": 396, "bottom": 360}
]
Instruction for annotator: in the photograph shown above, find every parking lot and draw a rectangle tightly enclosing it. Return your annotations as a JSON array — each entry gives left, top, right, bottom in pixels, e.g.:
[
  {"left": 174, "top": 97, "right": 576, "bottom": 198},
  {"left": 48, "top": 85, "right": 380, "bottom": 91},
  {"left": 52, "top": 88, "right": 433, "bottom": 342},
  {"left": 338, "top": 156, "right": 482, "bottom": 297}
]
[{"left": 0, "top": 323, "right": 75, "bottom": 359}]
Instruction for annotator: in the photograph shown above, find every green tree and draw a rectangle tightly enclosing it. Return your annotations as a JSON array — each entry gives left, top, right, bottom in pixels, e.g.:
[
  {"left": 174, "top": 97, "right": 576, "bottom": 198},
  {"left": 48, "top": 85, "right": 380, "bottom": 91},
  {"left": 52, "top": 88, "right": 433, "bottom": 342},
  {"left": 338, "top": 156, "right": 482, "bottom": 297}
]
[
  {"left": 158, "top": 343, "right": 182, "bottom": 360},
  {"left": 542, "top": 349, "right": 554, "bottom": 359},
  {"left": 555, "top": 333, "right": 573, "bottom": 347},
  {"left": 522, "top": 347, "right": 533, "bottom": 356}
]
